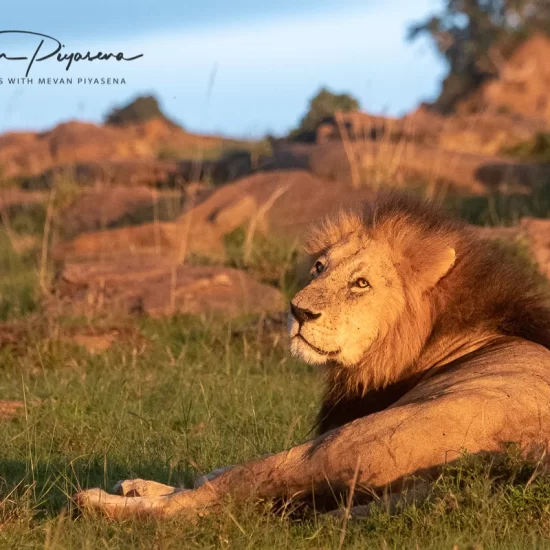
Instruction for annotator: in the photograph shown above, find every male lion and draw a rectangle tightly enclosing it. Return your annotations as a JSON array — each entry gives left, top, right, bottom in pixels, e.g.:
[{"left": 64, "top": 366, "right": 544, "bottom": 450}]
[{"left": 74, "top": 193, "right": 550, "bottom": 519}]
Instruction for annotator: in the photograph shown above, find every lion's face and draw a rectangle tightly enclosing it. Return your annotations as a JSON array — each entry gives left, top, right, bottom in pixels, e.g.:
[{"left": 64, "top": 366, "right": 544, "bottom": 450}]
[{"left": 289, "top": 233, "right": 406, "bottom": 367}]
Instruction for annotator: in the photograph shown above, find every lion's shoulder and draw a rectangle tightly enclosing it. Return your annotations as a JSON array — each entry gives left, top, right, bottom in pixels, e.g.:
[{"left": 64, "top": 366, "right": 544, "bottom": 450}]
[
  {"left": 404, "top": 337, "right": 550, "bottom": 405},
  {"left": 316, "top": 337, "right": 550, "bottom": 435}
]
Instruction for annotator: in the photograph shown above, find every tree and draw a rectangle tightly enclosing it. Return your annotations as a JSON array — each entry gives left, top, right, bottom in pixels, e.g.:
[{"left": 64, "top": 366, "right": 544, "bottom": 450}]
[
  {"left": 105, "top": 95, "right": 180, "bottom": 127},
  {"left": 290, "top": 87, "right": 360, "bottom": 141},
  {"left": 409, "top": 0, "right": 550, "bottom": 112}
]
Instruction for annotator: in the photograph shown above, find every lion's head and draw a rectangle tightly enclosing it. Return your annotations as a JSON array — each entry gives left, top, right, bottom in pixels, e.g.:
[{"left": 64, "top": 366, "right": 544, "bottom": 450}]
[{"left": 288, "top": 195, "right": 462, "bottom": 389}]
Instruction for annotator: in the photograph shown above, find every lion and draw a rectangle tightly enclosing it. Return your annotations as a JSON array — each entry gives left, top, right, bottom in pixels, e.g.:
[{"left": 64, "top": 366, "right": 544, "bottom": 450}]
[{"left": 74, "top": 192, "right": 550, "bottom": 519}]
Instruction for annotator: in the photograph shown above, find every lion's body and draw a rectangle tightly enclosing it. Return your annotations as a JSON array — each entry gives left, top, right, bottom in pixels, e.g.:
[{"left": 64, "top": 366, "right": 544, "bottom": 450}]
[{"left": 75, "top": 193, "right": 550, "bottom": 519}]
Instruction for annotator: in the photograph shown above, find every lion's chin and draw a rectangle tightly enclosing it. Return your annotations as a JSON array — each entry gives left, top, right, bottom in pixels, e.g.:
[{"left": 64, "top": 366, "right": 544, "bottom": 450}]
[{"left": 290, "top": 336, "right": 333, "bottom": 365}]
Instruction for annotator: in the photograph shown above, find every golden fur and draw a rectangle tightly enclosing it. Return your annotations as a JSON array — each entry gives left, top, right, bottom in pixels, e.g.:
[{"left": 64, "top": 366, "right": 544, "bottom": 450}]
[{"left": 294, "top": 192, "right": 550, "bottom": 433}]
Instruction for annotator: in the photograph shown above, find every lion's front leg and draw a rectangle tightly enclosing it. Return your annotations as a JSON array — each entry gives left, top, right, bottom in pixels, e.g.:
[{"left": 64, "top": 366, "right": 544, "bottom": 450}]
[
  {"left": 193, "top": 466, "right": 234, "bottom": 488},
  {"left": 114, "top": 479, "right": 183, "bottom": 498},
  {"left": 74, "top": 467, "right": 236, "bottom": 518},
  {"left": 74, "top": 383, "right": 534, "bottom": 519},
  {"left": 71, "top": 401, "right": 441, "bottom": 518},
  {"left": 73, "top": 488, "right": 169, "bottom": 520},
  {"left": 110, "top": 465, "right": 234, "bottom": 498},
  {"left": 73, "top": 483, "right": 213, "bottom": 519}
]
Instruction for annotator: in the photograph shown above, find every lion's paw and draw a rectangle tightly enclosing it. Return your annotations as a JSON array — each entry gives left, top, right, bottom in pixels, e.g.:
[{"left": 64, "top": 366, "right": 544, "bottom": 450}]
[
  {"left": 72, "top": 487, "right": 166, "bottom": 520},
  {"left": 113, "top": 479, "right": 181, "bottom": 498},
  {"left": 72, "top": 488, "right": 121, "bottom": 517}
]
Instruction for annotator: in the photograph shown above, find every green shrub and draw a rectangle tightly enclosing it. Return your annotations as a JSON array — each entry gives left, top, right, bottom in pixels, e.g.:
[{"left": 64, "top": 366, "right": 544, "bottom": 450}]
[
  {"left": 105, "top": 95, "right": 179, "bottom": 127},
  {"left": 289, "top": 87, "right": 360, "bottom": 141}
]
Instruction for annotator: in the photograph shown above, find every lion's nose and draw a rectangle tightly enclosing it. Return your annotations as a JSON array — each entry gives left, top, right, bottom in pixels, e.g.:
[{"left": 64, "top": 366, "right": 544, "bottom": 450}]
[{"left": 290, "top": 303, "right": 321, "bottom": 324}]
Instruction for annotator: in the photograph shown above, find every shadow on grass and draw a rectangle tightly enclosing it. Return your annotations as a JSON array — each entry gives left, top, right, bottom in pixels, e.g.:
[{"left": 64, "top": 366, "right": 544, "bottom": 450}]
[
  {"left": 2, "top": 443, "right": 549, "bottom": 525},
  {"left": 0, "top": 455, "right": 193, "bottom": 520}
]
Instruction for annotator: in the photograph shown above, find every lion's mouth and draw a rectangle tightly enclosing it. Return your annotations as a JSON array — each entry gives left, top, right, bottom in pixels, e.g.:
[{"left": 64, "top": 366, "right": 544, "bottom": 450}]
[{"left": 295, "top": 334, "right": 339, "bottom": 356}]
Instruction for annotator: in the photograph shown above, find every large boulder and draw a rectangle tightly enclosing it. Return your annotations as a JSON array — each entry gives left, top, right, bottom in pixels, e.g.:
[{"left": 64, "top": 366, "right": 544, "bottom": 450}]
[
  {"left": 0, "top": 188, "right": 47, "bottom": 211},
  {"left": 55, "top": 257, "right": 285, "bottom": 318},
  {"left": 315, "top": 107, "right": 548, "bottom": 156},
  {"left": 54, "top": 170, "right": 375, "bottom": 261},
  {"left": 276, "top": 141, "right": 550, "bottom": 195},
  {"left": 58, "top": 185, "right": 198, "bottom": 238},
  {"left": 19, "top": 160, "right": 188, "bottom": 190}
]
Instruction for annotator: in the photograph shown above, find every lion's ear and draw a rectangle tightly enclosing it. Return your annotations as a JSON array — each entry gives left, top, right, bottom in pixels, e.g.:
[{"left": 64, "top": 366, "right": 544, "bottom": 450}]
[{"left": 416, "top": 246, "right": 456, "bottom": 290}]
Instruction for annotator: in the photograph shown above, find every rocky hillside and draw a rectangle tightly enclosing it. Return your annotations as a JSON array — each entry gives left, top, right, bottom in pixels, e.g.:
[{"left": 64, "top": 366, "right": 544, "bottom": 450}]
[{"left": 2, "top": 34, "right": 550, "bottom": 320}]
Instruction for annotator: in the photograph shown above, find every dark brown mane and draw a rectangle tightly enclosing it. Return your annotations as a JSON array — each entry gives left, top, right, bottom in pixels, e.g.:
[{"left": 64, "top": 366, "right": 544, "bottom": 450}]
[
  {"left": 375, "top": 193, "right": 550, "bottom": 351},
  {"left": 315, "top": 191, "right": 550, "bottom": 435}
]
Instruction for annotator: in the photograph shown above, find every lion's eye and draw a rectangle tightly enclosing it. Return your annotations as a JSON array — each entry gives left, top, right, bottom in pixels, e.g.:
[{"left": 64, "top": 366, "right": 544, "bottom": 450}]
[
  {"left": 354, "top": 278, "right": 370, "bottom": 289},
  {"left": 314, "top": 261, "right": 324, "bottom": 275}
]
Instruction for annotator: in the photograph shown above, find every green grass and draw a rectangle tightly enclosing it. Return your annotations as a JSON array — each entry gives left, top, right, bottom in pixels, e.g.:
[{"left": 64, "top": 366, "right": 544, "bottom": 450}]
[
  {"left": 3, "top": 184, "right": 550, "bottom": 547},
  {"left": 2, "top": 313, "right": 550, "bottom": 548},
  {"left": 0, "top": 231, "right": 39, "bottom": 320},
  {"left": 223, "top": 226, "right": 302, "bottom": 300},
  {"left": 0, "top": 314, "right": 320, "bottom": 548}
]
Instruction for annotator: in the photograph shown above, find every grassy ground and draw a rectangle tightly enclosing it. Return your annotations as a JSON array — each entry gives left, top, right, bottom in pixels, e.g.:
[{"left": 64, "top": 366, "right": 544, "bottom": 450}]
[
  {"left": 2, "top": 312, "right": 550, "bottom": 549},
  {"left": 2, "top": 192, "right": 550, "bottom": 548},
  {"left": 2, "top": 309, "right": 550, "bottom": 549}
]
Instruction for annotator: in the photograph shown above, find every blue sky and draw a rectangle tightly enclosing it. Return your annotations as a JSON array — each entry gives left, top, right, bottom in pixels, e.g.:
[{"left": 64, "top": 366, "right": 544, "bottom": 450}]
[{"left": 0, "top": 0, "right": 447, "bottom": 137}]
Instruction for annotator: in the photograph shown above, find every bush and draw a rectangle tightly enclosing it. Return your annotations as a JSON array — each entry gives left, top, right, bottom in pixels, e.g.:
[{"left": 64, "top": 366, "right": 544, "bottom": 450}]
[
  {"left": 289, "top": 87, "right": 360, "bottom": 141},
  {"left": 105, "top": 95, "right": 179, "bottom": 127}
]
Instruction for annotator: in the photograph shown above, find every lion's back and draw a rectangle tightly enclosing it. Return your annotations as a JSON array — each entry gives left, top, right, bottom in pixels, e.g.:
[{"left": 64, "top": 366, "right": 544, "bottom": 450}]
[{"left": 398, "top": 337, "right": 550, "bottom": 447}]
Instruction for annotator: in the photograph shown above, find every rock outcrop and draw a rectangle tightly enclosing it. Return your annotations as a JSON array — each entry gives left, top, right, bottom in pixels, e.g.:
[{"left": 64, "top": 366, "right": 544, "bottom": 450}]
[
  {"left": 54, "top": 170, "right": 375, "bottom": 261},
  {"left": 315, "top": 106, "right": 548, "bottom": 156},
  {"left": 0, "top": 119, "right": 229, "bottom": 179},
  {"left": 56, "top": 258, "right": 285, "bottom": 318}
]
